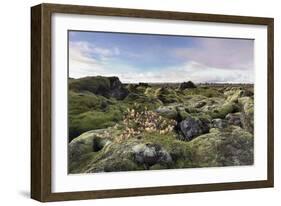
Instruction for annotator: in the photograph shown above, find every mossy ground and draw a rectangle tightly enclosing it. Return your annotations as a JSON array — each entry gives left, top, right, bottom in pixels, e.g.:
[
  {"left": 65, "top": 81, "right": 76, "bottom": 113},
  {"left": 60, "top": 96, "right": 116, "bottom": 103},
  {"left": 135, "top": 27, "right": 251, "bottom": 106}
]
[{"left": 68, "top": 77, "right": 254, "bottom": 173}]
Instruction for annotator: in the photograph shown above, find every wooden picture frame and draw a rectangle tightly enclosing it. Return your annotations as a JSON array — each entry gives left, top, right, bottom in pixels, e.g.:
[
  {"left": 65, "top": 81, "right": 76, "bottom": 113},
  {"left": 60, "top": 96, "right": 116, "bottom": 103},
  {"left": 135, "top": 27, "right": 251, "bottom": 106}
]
[{"left": 31, "top": 3, "right": 274, "bottom": 202}]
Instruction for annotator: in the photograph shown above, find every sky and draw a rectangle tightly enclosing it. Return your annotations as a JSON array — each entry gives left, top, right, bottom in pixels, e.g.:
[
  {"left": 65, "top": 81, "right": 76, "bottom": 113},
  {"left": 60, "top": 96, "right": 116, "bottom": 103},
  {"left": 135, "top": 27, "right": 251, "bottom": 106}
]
[{"left": 69, "top": 31, "right": 254, "bottom": 83}]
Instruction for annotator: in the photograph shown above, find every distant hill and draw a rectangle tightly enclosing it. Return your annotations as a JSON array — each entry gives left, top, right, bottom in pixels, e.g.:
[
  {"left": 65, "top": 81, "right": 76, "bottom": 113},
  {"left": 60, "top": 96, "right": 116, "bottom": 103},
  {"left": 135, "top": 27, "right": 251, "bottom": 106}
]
[{"left": 69, "top": 76, "right": 129, "bottom": 100}]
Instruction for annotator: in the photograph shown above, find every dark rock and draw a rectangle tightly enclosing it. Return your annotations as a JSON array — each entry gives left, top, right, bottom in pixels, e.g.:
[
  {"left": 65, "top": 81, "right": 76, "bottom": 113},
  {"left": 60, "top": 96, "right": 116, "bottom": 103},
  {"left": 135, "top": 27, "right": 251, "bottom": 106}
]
[
  {"left": 179, "top": 81, "right": 196, "bottom": 90},
  {"left": 211, "top": 118, "right": 228, "bottom": 129},
  {"left": 108, "top": 77, "right": 129, "bottom": 100},
  {"left": 178, "top": 116, "right": 209, "bottom": 141},
  {"left": 132, "top": 143, "right": 172, "bottom": 167},
  {"left": 225, "top": 113, "right": 242, "bottom": 127}
]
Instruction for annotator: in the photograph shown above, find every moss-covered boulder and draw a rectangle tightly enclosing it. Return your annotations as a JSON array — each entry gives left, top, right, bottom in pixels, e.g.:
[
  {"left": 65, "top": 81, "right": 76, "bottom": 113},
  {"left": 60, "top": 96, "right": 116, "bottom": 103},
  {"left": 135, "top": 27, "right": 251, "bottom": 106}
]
[
  {"left": 155, "top": 104, "right": 198, "bottom": 121},
  {"left": 69, "top": 76, "right": 128, "bottom": 100},
  {"left": 144, "top": 87, "right": 154, "bottom": 97},
  {"left": 155, "top": 105, "right": 179, "bottom": 119},
  {"left": 177, "top": 94, "right": 224, "bottom": 115},
  {"left": 83, "top": 140, "right": 143, "bottom": 173},
  {"left": 238, "top": 97, "right": 254, "bottom": 133},
  {"left": 69, "top": 129, "right": 193, "bottom": 173},
  {"left": 225, "top": 88, "right": 244, "bottom": 103},
  {"left": 69, "top": 91, "right": 113, "bottom": 115},
  {"left": 68, "top": 128, "right": 118, "bottom": 172},
  {"left": 69, "top": 124, "right": 254, "bottom": 173},
  {"left": 68, "top": 126, "right": 144, "bottom": 173},
  {"left": 190, "top": 126, "right": 254, "bottom": 167},
  {"left": 225, "top": 87, "right": 254, "bottom": 103},
  {"left": 69, "top": 107, "right": 123, "bottom": 141},
  {"left": 155, "top": 87, "right": 181, "bottom": 104},
  {"left": 209, "top": 102, "right": 239, "bottom": 119},
  {"left": 124, "top": 93, "right": 162, "bottom": 110},
  {"left": 68, "top": 78, "right": 255, "bottom": 173}
]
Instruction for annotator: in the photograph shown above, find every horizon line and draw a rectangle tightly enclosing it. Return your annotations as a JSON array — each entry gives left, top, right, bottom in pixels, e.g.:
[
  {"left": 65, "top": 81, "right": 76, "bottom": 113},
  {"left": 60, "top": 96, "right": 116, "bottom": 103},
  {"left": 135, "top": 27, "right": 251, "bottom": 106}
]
[{"left": 69, "top": 76, "right": 253, "bottom": 85}]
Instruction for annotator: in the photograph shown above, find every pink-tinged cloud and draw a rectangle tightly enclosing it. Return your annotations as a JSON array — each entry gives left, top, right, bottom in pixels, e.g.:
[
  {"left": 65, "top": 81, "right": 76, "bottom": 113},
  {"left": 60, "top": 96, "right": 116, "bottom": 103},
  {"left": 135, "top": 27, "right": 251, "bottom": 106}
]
[{"left": 174, "top": 38, "right": 254, "bottom": 71}]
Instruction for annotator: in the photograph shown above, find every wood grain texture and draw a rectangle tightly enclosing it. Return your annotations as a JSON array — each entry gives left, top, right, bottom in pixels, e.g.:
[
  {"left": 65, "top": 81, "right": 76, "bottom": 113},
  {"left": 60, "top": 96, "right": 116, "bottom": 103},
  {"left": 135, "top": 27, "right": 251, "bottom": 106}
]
[
  {"left": 31, "top": 3, "right": 274, "bottom": 202},
  {"left": 31, "top": 4, "right": 52, "bottom": 201},
  {"left": 42, "top": 3, "right": 272, "bottom": 25},
  {"left": 31, "top": 4, "right": 42, "bottom": 201},
  {"left": 267, "top": 20, "right": 274, "bottom": 186}
]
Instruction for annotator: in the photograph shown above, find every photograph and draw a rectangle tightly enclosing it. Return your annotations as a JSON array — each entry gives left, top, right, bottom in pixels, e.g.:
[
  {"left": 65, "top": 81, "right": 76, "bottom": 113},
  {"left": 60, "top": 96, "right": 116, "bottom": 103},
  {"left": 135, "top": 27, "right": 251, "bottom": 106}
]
[{"left": 68, "top": 31, "right": 254, "bottom": 174}]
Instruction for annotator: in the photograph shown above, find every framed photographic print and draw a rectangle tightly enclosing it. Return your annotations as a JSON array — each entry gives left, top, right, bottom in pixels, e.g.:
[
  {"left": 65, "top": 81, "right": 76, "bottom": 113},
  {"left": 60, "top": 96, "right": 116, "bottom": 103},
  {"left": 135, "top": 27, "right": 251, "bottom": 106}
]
[{"left": 31, "top": 3, "right": 274, "bottom": 202}]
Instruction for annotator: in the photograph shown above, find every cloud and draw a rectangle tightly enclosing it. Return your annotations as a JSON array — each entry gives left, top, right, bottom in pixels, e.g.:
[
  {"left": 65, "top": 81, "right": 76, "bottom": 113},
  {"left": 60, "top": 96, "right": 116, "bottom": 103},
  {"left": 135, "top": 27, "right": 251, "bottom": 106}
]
[
  {"left": 70, "top": 41, "right": 120, "bottom": 57},
  {"left": 174, "top": 38, "right": 254, "bottom": 71},
  {"left": 117, "top": 61, "right": 253, "bottom": 84},
  {"left": 69, "top": 41, "right": 121, "bottom": 77},
  {"left": 69, "top": 39, "right": 254, "bottom": 83}
]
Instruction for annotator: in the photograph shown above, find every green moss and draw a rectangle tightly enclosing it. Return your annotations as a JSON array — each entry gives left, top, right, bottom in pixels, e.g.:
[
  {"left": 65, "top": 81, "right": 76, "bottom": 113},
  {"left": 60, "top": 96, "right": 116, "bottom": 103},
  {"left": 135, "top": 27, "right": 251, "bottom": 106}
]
[
  {"left": 184, "top": 87, "right": 222, "bottom": 98},
  {"left": 71, "top": 137, "right": 146, "bottom": 173},
  {"left": 69, "top": 76, "right": 111, "bottom": 94},
  {"left": 209, "top": 102, "right": 239, "bottom": 119},
  {"left": 190, "top": 126, "right": 253, "bottom": 167},
  {"left": 68, "top": 127, "right": 119, "bottom": 173},
  {"left": 126, "top": 84, "right": 138, "bottom": 92},
  {"left": 186, "top": 112, "right": 212, "bottom": 122},
  {"left": 238, "top": 97, "right": 254, "bottom": 133},
  {"left": 177, "top": 109, "right": 189, "bottom": 120},
  {"left": 135, "top": 86, "right": 147, "bottom": 94},
  {"left": 68, "top": 79, "right": 254, "bottom": 173},
  {"left": 124, "top": 93, "right": 162, "bottom": 111},
  {"left": 144, "top": 87, "right": 157, "bottom": 97},
  {"left": 69, "top": 151, "right": 105, "bottom": 173},
  {"left": 179, "top": 94, "right": 205, "bottom": 103},
  {"left": 69, "top": 76, "right": 128, "bottom": 100},
  {"left": 69, "top": 91, "right": 111, "bottom": 115},
  {"left": 69, "top": 125, "right": 254, "bottom": 173},
  {"left": 141, "top": 132, "right": 194, "bottom": 168},
  {"left": 226, "top": 89, "right": 243, "bottom": 102},
  {"left": 69, "top": 106, "right": 123, "bottom": 140},
  {"left": 238, "top": 97, "right": 254, "bottom": 115},
  {"left": 155, "top": 87, "right": 182, "bottom": 104},
  {"left": 103, "top": 159, "right": 141, "bottom": 172},
  {"left": 156, "top": 105, "right": 179, "bottom": 119}
]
